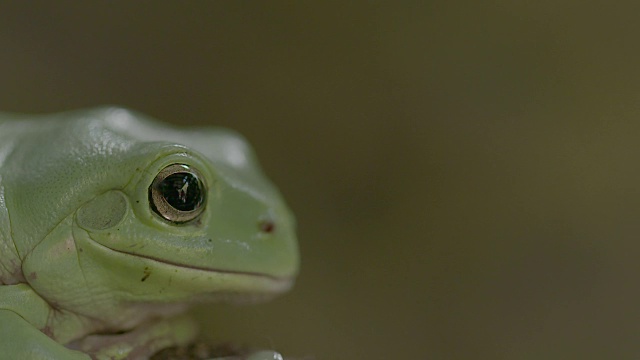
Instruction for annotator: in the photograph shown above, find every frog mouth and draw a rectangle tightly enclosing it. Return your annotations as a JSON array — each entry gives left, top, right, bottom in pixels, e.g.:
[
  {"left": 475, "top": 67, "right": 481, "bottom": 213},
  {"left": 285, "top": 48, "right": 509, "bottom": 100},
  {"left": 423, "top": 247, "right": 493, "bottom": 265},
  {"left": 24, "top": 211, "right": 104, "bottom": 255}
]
[
  {"left": 119, "top": 247, "right": 289, "bottom": 282},
  {"left": 86, "top": 234, "right": 294, "bottom": 293}
]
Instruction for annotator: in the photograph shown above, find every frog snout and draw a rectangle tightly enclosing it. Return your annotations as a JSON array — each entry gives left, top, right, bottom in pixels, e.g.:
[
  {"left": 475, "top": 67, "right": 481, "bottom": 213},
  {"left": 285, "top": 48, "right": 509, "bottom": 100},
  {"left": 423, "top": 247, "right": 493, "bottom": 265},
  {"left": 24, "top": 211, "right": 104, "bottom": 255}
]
[
  {"left": 255, "top": 205, "right": 295, "bottom": 237},
  {"left": 258, "top": 218, "right": 275, "bottom": 234}
]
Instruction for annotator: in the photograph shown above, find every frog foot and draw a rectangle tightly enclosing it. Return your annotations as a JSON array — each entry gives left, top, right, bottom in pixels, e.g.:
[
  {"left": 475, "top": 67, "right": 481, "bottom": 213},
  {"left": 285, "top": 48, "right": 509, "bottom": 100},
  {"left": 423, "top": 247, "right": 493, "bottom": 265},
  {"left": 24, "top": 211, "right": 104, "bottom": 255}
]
[
  {"left": 69, "top": 313, "right": 198, "bottom": 360},
  {"left": 207, "top": 350, "right": 285, "bottom": 360}
]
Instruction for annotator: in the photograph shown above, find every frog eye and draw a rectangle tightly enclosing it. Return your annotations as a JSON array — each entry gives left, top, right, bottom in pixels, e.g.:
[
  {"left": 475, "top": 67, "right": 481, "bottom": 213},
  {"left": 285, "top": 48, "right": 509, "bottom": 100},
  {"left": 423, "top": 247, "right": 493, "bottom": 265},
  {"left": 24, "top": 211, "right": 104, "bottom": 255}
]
[{"left": 149, "top": 164, "right": 206, "bottom": 223}]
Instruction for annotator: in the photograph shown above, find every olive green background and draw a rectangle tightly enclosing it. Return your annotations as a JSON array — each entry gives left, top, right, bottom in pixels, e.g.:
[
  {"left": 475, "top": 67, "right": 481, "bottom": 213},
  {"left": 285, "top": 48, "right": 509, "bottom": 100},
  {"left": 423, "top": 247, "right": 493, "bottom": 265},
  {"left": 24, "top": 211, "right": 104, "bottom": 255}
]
[{"left": 2, "top": 2, "right": 640, "bottom": 359}]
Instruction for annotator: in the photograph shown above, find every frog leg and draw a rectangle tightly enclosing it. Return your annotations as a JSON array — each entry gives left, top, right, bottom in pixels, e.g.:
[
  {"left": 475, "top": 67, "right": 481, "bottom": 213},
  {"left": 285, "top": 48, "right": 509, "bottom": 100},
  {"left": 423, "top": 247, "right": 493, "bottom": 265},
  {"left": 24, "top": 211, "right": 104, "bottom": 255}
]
[
  {"left": 71, "top": 312, "right": 199, "bottom": 360},
  {"left": 0, "top": 310, "right": 91, "bottom": 359},
  {"left": 0, "top": 283, "right": 92, "bottom": 360}
]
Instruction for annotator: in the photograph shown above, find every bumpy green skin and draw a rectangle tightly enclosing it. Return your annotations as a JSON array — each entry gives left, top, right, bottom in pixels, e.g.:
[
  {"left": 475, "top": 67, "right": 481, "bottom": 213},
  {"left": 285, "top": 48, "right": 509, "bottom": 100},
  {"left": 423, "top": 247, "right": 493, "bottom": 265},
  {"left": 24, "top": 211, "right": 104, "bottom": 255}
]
[{"left": 0, "top": 108, "right": 299, "bottom": 360}]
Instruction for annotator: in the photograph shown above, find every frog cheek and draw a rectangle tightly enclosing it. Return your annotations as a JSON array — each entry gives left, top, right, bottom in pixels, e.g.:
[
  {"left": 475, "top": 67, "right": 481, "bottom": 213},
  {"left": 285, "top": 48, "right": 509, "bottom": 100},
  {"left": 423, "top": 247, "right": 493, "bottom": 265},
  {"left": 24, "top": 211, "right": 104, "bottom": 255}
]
[{"left": 76, "top": 191, "right": 129, "bottom": 232}]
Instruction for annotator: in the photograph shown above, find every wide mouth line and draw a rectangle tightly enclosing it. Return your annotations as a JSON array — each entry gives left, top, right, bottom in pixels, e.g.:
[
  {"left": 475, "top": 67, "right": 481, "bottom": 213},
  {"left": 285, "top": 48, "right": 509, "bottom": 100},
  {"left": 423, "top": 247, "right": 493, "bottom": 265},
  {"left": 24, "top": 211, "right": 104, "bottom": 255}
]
[{"left": 87, "top": 235, "right": 291, "bottom": 284}]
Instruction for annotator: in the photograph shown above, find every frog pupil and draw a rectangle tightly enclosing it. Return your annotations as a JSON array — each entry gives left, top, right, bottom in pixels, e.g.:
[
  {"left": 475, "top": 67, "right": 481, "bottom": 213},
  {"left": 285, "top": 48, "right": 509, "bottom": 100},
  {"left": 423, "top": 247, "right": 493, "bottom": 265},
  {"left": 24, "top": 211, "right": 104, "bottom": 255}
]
[{"left": 159, "top": 172, "right": 203, "bottom": 211}]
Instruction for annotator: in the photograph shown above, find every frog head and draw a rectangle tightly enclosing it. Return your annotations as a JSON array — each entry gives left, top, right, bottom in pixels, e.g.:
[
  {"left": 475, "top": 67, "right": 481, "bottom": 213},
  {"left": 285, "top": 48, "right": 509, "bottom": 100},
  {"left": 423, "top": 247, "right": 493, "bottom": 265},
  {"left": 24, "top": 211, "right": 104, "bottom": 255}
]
[{"left": 14, "top": 108, "right": 298, "bottom": 312}]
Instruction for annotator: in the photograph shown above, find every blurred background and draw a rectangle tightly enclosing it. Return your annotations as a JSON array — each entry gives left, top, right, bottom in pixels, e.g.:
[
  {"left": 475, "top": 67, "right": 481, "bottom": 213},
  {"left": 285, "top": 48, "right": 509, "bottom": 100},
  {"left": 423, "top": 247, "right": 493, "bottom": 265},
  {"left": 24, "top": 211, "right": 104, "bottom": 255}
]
[{"left": 2, "top": 1, "right": 640, "bottom": 359}]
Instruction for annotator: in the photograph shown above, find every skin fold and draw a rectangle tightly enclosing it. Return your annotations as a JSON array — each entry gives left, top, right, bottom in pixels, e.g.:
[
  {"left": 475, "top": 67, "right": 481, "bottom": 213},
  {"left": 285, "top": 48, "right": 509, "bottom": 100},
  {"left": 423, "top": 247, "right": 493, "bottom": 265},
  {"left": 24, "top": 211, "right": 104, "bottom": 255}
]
[{"left": 0, "top": 107, "right": 299, "bottom": 360}]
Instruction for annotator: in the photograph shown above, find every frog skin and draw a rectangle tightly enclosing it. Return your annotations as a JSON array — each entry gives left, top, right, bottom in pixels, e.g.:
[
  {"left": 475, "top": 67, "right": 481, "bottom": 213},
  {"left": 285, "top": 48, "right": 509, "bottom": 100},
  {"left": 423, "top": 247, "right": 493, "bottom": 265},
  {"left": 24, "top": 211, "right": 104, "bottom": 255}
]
[{"left": 0, "top": 107, "right": 299, "bottom": 360}]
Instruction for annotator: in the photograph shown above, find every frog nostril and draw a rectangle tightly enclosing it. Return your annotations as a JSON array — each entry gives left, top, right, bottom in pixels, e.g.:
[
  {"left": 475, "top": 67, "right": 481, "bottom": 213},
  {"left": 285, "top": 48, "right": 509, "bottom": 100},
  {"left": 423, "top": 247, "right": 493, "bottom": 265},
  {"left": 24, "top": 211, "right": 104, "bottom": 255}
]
[{"left": 258, "top": 219, "right": 275, "bottom": 233}]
